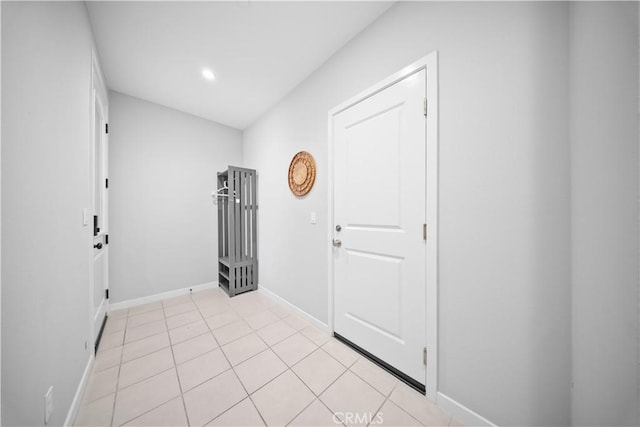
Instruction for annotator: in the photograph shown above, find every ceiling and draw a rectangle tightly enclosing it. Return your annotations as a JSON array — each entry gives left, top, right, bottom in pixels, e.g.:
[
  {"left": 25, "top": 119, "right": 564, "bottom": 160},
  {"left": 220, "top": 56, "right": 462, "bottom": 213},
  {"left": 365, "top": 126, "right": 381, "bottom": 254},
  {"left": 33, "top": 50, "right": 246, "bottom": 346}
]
[{"left": 87, "top": 1, "right": 394, "bottom": 130}]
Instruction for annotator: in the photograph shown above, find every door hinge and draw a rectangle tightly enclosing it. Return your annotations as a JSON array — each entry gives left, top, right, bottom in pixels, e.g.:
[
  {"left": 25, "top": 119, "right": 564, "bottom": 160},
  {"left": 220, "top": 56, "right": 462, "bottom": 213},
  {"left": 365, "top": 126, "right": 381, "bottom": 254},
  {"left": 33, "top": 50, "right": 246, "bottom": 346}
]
[
  {"left": 105, "top": 289, "right": 109, "bottom": 299},
  {"left": 423, "top": 98, "right": 427, "bottom": 116},
  {"left": 105, "top": 234, "right": 109, "bottom": 245},
  {"left": 105, "top": 123, "right": 109, "bottom": 134},
  {"left": 423, "top": 224, "right": 427, "bottom": 240},
  {"left": 105, "top": 178, "right": 109, "bottom": 189},
  {"left": 423, "top": 347, "right": 428, "bottom": 365}
]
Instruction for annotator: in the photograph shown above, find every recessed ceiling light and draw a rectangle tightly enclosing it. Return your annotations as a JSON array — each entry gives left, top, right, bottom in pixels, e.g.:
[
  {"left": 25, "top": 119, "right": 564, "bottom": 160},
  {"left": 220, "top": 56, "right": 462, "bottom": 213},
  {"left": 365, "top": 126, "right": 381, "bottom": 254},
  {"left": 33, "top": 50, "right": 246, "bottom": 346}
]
[{"left": 202, "top": 68, "right": 215, "bottom": 81}]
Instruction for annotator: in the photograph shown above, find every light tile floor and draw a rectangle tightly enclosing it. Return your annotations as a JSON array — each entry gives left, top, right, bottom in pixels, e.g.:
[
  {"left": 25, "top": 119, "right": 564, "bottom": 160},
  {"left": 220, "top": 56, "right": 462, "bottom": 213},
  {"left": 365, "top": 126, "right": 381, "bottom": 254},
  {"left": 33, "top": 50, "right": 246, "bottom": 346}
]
[{"left": 74, "top": 287, "right": 459, "bottom": 427}]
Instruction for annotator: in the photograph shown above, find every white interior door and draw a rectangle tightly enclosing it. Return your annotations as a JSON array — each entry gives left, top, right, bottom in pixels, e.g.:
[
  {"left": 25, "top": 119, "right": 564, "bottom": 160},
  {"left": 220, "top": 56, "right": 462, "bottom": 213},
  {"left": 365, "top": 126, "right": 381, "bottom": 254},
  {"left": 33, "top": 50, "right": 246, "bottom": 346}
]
[
  {"left": 332, "top": 69, "right": 426, "bottom": 385},
  {"left": 92, "top": 86, "right": 109, "bottom": 346}
]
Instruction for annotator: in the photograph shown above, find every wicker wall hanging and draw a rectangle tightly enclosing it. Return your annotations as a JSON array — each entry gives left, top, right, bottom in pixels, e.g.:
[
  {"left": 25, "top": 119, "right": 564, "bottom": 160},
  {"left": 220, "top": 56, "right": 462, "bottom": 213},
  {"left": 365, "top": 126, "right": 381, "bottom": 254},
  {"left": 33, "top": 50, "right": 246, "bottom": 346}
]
[{"left": 288, "top": 151, "right": 316, "bottom": 197}]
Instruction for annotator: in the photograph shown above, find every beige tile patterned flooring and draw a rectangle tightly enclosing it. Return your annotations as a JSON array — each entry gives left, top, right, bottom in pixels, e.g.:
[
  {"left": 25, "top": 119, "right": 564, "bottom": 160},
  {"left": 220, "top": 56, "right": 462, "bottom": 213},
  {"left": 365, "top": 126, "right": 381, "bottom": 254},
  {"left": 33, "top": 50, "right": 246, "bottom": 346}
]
[{"left": 74, "top": 287, "right": 458, "bottom": 426}]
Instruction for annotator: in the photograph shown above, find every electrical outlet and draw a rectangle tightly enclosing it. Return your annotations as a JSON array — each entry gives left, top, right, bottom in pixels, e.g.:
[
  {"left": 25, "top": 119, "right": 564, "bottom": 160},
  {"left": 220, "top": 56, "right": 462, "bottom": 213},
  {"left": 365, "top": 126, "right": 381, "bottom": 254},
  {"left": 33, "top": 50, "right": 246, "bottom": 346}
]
[{"left": 44, "top": 386, "right": 53, "bottom": 425}]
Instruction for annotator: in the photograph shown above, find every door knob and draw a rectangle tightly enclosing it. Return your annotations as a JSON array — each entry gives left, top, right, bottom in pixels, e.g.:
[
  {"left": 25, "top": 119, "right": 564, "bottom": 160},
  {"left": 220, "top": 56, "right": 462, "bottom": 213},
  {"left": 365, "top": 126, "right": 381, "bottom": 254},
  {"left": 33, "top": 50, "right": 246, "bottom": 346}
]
[
  {"left": 332, "top": 239, "right": 342, "bottom": 248},
  {"left": 94, "top": 243, "right": 103, "bottom": 250}
]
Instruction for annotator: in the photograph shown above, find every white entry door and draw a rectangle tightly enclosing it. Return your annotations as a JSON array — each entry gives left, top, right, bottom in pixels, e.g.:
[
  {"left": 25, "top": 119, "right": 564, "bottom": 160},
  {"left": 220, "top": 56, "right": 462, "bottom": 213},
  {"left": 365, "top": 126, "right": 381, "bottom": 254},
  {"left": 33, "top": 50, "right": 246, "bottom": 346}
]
[
  {"left": 332, "top": 69, "right": 426, "bottom": 385},
  {"left": 92, "top": 74, "right": 109, "bottom": 346}
]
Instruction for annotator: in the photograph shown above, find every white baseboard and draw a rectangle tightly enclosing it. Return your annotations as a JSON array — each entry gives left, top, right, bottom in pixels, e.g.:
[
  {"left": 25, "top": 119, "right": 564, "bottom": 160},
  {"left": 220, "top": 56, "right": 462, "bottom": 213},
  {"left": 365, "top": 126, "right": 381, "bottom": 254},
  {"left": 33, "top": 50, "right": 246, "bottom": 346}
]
[
  {"left": 109, "top": 281, "right": 218, "bottom": 312},
  {"left": 64, "top": 352, "right": 95, "bottom": 426},
  {"left": 258, "top": 286, "right": 330, "bottom": 333},
  {"left": 437, "top": 392, "right": 497, "bottom": 427}
]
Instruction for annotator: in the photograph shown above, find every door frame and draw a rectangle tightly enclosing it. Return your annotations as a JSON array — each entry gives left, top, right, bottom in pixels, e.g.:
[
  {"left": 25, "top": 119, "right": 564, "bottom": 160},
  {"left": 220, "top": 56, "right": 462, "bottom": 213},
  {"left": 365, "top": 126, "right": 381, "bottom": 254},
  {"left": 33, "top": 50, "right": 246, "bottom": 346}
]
[
  {"left": 90, "top": 48, "right": 109, "bottom": 347},
  {"left": 327, "top": 51, "right": 439, "bottom": 401}
]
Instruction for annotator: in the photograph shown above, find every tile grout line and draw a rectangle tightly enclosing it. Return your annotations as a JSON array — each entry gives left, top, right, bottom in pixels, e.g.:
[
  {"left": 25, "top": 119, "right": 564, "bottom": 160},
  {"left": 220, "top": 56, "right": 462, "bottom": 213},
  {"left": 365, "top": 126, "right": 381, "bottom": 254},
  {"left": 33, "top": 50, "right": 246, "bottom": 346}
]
[
  {"left": 211, "top": 319, "right": 254, "bottom": 345},
  {"left": 223, "top": 324, "right": 319, "bottom": 400},
  {"left": 205, "top": 394, "right": 259, "bottom": 426},
  {"left": 347, "top": 358, "right": 400, "bottom": 400},
  {"left": 119, "top": 331, "right": 170, "bottom": 364},
  {"left": 98, "top": 329, "right": 352, "bottom": 416},
  {"left": 125, "top": 309, "right": 165, "bottom": 328},
  {"left": 171, "top": 335, "right": 220, "bottom": 366},
  {"left": 323, "top": 340, "right": 362, "bottom": 369},
  {"left": 249, "top": 332, "right": 351, "bottom": 414},
  {"left": 244, "top": 308, "right": 283, "bottom": 330},
  {"left": 386, "top": 382, "right": 444, "bottom": 427},
  {"left": 77, "top": 366, "right": 120, "bottom": 406},
  {"left": 256, "top": 321, "right": 299, "bottom": 347},
  {"left": 101, "top": 292, "right": 287, "bottom": 425},
  {"left": 98, "top": 289, "right": 389, "bottom": 427},
  {"left": 94, "top": 290, "right": 445, "bottom": 427},
  {"left": 109, "top": 311, "right": 127, "bottom": 426},
  {"left": 223, "top": 330, "right": 271, "bottom": 367},
  {"left": 287, "top": 342, "right": 321, "bottom": 368},
  {"left": 308, "top": 366, "right": 353, "bottom": 425},
  {"left": 230, "top": 348, "right": 287, "bottom": 396},
  {"left": 126, "top": 303, "right": 164, "bottom": 318},
  {"left": 207, "top": 302, "right": 295, "bottom": 351},
  {"left": 193, "top": 289, "right": 270, "bottom": 427},
  {"left": 121, "top": 321, "right": 168, "bottom": 346},
  {"left": 282, "top": 396, "right": 348, "bottom": 427},
  {"left": 74, "top": 309, "right": 126, "bottom": 424},
  {"left": 115, "top": 295, "right": 198, "bottom": 426},
  {"left": 114, "top": 291, "right": 231, "bottom": 426},
  {"left": 82, "top": 300, "right": 191, "bottom": 425},
  {"left": 119, "top": 365, "right": 176, "bottom": 395},
  {"left": 257, "top": 323, "right": 346, "bottom": 426},
  {"left": 111, "top": 312, "right": 176, "bottom": 425},
  {"left": 365, "top": 381, "right": 399, "bottom": 427},
  {"left": 283, "top": 398, "right": 324, "bottom": 427},
  {"left": 163, "top": 293, "right": 193, "bottom": 427},
  {"left": 237, "top": 299, "right": 301, "bottom": 427},
  {"left": 110, "top": 294, "right": 200, "bottom": 426},
  {"left": 317, "top": 398, "right": 347, "bottom": 427},
  {"left": 343, "top": 353, "right": 435, "bottom": 426},
  {"left": 121, "top": 305, "right": 207, "bottom": 348},
  {"left": 115, "top": 367, "right": 183, "bottom": 426},
  {"left": 288, "top": 342, "right": 398, "bottom": 426},
  {"left": 367, "top": 395, "right": 389, "bottom": 427},
  {"left": 125, "top": 304, "right": 197, "bottom": 329},
  {"left": 297, "top": 346, "right": 349, "bottom": 394},
  {"left": 215, "top": 290, "right": 322, "bottom": 424},
  {"left": 170, "top": 319, "right": 210, "bottom": 343},
  {"left": 121, "top": 313, "right": 320, "bottom": 384}
]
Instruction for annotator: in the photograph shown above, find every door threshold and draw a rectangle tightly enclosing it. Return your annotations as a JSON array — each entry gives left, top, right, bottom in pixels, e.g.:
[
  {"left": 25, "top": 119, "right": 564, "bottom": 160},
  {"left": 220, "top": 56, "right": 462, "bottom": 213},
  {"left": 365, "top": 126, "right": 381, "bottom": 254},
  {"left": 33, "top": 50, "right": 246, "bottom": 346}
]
[
  {"left": 333, "top": 332, "right": 425, "bottom": 395},
  {"left": 94, "top": 313, "right": 108, "bottom": 354}
]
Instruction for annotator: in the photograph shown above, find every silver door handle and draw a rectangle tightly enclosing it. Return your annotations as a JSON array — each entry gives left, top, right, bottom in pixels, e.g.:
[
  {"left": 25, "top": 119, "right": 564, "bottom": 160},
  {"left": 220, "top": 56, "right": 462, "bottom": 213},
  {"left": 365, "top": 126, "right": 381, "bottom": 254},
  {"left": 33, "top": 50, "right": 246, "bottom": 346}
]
[{"left": 332, "top": 239, "right": 342, "bottom": 248}]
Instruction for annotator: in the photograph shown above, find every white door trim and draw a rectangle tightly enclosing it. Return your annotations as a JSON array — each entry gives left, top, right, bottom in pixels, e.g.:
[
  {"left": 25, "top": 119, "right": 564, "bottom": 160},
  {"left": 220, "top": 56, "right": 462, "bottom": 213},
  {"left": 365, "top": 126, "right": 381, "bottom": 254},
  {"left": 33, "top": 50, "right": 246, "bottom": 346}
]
[
  {"left": 90, "top": 48, "right": 109, "bottom": 347},
  {"left": 327, "top": 51, "right": 439, "bottom": 401},
  {"left": 0, "top": 5, "right": 3, "bottom": 422}
]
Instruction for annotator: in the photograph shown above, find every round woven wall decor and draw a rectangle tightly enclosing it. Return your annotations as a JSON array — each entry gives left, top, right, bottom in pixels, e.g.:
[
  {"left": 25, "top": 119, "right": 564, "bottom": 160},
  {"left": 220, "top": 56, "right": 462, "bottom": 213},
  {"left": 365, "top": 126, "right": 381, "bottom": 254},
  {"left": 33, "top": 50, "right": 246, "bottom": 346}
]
[{"left": 288, "top": 151, "right": 316, "bottom": 197}]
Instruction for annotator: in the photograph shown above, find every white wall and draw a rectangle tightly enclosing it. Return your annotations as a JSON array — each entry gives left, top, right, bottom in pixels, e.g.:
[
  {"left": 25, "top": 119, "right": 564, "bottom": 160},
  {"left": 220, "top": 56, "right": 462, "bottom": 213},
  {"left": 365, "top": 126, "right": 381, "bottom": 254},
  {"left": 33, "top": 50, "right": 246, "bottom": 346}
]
[
  {"left": 1, "top": 2, "right": 97, "bottom": 425},
  {"left": 243, "top": 2, "right": 572, "bottom": 425},
  {"left": 1, "top": 3, "right": 4, "bottom": 423},
  {"left": 570, "top": 3, "right": 640, "bottom": 426},
  {"left": 109, "top": 92, "right": 242, "bottom": 303}
]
